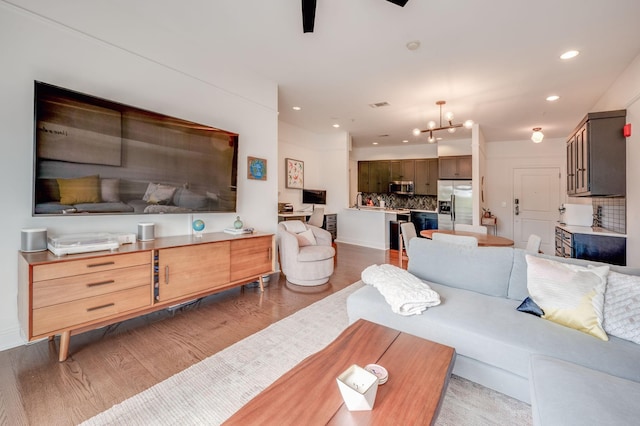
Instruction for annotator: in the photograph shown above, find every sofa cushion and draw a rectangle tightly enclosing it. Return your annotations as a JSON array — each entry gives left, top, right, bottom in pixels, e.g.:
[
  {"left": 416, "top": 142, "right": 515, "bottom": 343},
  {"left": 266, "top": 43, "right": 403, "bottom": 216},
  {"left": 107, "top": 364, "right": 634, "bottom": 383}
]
[
  {"left": 100, "top": 178, "right": 120, "bottom": 202},
  {"left": 530, "top": 355, "right": 640, "bottom": 426},
  {"left": 526, "top": 255, "right": 609, "bottom": 341},
  {"left": 173, "top": 188, "right": 208, "bottom": 209},
  {"left": 57, "top": 175, "right": 101, "bottom": 204},
  {"left": 347, "top": 283, "right": 640, "bottom": 385},
  {"left": 603, "top": 271, "right": 640, "bottom": 344},
  {"left": 408, "top": 238, "right": 513, "bottom": 297}
]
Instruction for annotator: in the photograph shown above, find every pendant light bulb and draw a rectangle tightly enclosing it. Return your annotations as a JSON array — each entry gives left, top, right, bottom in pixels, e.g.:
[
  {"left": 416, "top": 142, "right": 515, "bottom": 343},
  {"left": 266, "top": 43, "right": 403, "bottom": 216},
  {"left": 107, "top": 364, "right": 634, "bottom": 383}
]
[
  {"left": 412, "top": 128, "right": 421, "bottom": 136},
  {"left": 428, "top": 120, "right": 436, "bottom": 130},
  {"left": 463, "top": 119, "right": 474, "bottom": 129},
  {"left": 531, "top": 127, "right": 544, "bottom": 143}
]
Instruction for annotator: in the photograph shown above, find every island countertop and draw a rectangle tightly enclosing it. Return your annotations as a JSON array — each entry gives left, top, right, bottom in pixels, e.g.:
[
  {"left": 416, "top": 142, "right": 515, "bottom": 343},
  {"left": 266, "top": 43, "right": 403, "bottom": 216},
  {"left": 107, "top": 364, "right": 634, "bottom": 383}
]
[{"left": 556, "top": 223, "right": 626, "bottom": 238}]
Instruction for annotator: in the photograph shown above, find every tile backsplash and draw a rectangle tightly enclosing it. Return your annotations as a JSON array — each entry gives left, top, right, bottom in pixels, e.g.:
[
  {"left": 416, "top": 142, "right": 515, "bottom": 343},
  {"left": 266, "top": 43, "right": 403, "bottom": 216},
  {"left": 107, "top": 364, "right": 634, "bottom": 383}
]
[
  {"left": 591, "top": 197, "right": 626, "bottom": 234},
  {"left": 360, "top": 193, "right": 437, "bottom": 211}
]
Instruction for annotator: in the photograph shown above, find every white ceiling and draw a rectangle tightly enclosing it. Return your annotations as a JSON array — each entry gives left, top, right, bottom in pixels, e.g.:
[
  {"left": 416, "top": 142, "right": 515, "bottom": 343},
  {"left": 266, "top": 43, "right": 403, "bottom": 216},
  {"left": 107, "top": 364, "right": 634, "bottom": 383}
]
[{"left": 10, "top": 0, "right": 640, "bottom": 148}]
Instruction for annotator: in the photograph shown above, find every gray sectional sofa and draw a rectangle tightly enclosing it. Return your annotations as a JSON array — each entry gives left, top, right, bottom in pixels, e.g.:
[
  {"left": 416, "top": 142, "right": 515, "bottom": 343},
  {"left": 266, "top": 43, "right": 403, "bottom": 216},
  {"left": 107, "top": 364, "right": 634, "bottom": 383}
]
[{"left": 346, "top": 238, "right": 640, "bottom": 425}]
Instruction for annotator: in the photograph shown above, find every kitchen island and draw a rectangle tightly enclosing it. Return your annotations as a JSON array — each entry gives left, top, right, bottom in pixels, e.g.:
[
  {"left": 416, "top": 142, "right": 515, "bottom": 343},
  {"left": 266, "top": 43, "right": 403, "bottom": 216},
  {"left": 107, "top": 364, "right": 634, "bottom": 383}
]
[{"left": 336, "top": 207, "right": 410, "bottom": 250}]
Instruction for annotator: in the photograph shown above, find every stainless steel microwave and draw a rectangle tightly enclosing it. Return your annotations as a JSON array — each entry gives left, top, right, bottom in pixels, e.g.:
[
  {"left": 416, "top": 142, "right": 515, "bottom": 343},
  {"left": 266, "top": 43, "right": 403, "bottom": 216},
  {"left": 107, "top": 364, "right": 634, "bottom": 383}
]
[{"left": 388, "top": 181, "right": 414, "bottom": 195}]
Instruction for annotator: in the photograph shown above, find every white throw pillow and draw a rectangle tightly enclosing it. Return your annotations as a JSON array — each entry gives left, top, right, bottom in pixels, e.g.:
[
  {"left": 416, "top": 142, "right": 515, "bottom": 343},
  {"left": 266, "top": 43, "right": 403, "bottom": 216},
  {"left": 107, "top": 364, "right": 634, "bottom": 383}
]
[
  {"left": 526, "top": 255, "right": 609, "bottom": 341},
  {"left": 100, "top": 178, "right": 120, "bottom": 202},
  {"left": 603, "top": 271, "right": 640, "bottom": 344},
  {"left": 296, "top": 229, "right": 317, "bottom": 247}
]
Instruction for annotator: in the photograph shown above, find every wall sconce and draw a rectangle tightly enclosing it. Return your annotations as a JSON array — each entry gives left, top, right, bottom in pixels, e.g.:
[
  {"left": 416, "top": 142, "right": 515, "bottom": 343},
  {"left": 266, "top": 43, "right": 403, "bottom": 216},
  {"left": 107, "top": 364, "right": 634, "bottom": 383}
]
[{"left": 531, "top": 127, "right": 544, "bottom": 143}]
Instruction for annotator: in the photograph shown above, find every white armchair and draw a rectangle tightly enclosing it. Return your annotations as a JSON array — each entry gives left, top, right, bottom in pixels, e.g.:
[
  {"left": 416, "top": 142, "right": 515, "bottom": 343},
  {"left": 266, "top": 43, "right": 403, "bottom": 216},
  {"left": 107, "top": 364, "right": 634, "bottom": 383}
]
[{"left": 277, "top": 220, "right": 335, "bottom": 286}]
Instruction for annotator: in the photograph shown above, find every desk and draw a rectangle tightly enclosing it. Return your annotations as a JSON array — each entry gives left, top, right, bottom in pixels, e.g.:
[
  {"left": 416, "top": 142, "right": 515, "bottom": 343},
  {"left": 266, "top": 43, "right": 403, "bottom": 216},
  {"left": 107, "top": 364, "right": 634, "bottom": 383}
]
[
  {"left": 278, "top": 211, "right": 337, "bottom": 240},
  {"left": 420, "top": 229, "right": 514, "bottom": 247}
]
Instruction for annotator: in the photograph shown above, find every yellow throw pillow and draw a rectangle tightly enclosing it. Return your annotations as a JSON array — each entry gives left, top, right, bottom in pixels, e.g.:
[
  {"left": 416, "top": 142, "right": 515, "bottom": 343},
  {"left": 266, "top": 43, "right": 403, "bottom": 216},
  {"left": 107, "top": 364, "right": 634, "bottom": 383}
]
[
  {"left": 57, "top": 175, "right": 101, "bottom": 205},
  {"left": 526, "top": 255, "right": 609, "bottom": 341}
]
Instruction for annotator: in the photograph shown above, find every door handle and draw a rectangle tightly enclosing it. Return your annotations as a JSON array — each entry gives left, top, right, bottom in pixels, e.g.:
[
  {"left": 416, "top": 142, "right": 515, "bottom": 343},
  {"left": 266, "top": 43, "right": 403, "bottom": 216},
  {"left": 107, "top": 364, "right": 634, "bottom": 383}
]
[{"left": 515, "top": 205, "right": 520, "bottom": 216}]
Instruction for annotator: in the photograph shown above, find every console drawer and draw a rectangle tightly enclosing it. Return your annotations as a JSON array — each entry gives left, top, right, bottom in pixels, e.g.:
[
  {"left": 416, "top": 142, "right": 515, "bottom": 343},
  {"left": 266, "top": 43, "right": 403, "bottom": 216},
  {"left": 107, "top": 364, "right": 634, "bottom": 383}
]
[
  {"left": 33, "top": 251, "right": 151, "bottom": 282},
  {"left": 32, "top": 285, "right": 151, "bottom": 336},
  {"left": 33, "top": 264, "right": 151, "bottom": 309}
]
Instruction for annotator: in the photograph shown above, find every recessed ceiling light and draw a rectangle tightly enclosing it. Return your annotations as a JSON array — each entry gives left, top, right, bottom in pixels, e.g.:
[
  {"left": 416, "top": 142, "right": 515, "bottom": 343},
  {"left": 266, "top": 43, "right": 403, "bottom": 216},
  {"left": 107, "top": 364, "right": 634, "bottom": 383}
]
[
  {"left": 332, "top": 123, "right": 340, "bottom": 128},
  {"left": 546, "top": 95, "right": 560, "bottom": 102},
  {"left": 292, "top": 106, "right": 301, "bottom": 111},
  {"left": 406, "top": 40, "right": 421, "bottom": 51},
  {"left": 402, "top": 140, "right": 409, "bottom": 143},
  {"left": 560, "top": 50, "right": 579, "bottom": 60},
  {"left": 372, "top": 142, "right": 379, "bottom": 145}
]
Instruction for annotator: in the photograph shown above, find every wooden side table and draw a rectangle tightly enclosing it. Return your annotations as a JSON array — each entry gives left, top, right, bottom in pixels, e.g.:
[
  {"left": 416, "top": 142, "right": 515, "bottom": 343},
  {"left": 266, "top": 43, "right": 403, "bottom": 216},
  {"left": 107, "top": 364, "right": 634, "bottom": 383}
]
[{"left": 481, "top": 216, "right": 497, "bottom": 235}]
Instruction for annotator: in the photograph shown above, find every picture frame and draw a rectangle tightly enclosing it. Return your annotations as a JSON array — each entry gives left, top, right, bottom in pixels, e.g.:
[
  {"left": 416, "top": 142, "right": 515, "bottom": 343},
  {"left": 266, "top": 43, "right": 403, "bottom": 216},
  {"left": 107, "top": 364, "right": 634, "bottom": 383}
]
[
  {"left": 247, "top": 156, "right": 267, "bottom": 180},
  {"left": 285, "top": 158, "right": 304, "bottom": 189}
]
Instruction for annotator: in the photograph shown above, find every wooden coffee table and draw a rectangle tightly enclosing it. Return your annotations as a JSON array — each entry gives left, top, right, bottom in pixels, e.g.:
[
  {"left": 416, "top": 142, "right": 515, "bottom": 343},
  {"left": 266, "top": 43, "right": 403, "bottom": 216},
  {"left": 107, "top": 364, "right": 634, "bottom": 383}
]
[{"left": 224, "top": 319, "right": 456, "bottom": 425}]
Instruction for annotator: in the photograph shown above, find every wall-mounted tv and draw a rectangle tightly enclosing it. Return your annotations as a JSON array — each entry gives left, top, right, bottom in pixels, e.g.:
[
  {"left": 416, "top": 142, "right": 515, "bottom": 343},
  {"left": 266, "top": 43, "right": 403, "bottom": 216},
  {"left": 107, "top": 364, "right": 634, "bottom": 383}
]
[
  {"left": 302, "top": 189, "right": 327, "bottom": 205},
  {"left": 33, "top": 81, "right": 238, "bottom": 216}
]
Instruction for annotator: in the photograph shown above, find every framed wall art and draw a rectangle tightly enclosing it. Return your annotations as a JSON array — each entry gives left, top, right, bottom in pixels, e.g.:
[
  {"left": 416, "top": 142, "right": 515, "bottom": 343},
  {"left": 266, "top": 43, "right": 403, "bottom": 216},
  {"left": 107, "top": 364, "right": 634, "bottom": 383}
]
[
  {"left": 247, "top": 156, "right": 267, "bottom": 180},
  {"left": 285, "top": 158, "right": 304, "bottom": 189}
]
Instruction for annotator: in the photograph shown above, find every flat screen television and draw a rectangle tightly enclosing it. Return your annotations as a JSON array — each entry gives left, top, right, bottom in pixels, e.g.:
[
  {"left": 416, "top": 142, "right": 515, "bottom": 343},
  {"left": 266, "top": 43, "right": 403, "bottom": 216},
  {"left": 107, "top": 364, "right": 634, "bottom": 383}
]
[
  {"left": 302, "top": 189, "right": 327, "bottom": 205},
  {"left": 33, "top": 81, "right": 238, "bottom": 216}
]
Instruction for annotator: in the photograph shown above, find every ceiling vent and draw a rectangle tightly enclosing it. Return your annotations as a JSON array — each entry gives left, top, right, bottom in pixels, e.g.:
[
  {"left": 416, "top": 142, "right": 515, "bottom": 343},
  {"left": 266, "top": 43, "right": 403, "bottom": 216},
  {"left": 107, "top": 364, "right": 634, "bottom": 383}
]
[{"left": 369, "top": 101, "right": 390, "bottom": 108}]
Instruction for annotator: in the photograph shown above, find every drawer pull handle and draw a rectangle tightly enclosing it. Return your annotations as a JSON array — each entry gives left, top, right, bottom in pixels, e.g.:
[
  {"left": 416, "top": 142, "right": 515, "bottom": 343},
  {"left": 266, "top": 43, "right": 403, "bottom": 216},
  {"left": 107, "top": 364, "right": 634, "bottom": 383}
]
[
  {"left": 87, "top": 261, "right": 115, "bottom": 268},
  {"left": 165, "top": 266, "right": 170, "bottom": 284},
  {"left": 87, "top": 280, "right": 115, "bottom": 288},
  {"left": 87, "top": 303, "right": 115, "bottom": 312}
]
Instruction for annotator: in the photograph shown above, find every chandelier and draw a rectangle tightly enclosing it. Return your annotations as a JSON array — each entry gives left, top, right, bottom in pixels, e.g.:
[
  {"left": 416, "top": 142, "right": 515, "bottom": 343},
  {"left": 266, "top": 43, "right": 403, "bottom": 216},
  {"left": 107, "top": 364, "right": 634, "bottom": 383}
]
[{"left": 412, "top": 100, "right": 474, "bottom": 143}]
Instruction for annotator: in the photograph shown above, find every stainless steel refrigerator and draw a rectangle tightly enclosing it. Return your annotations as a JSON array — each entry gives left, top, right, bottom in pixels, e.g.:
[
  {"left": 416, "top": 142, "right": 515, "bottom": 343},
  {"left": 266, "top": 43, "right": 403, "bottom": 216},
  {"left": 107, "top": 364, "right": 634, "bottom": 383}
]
[{"left": 437, "top": 180, "right": 473, "bottom": 230}]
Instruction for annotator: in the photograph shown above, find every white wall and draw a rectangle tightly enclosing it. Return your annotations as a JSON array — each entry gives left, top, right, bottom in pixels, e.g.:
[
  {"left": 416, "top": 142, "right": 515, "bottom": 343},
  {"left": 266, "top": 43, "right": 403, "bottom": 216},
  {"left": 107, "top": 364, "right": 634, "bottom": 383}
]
[
  {"left": 278, "top": 122, "right": 350, "bottom": 216},
  {"left": 0, "top": 4, "right": 278, "bottom": 350},
  {"left": 484, "top": 138, "right": 566, "bottom": 238},
  {"left": 592, "top": 52, "right": 640, "bottom": 266}
]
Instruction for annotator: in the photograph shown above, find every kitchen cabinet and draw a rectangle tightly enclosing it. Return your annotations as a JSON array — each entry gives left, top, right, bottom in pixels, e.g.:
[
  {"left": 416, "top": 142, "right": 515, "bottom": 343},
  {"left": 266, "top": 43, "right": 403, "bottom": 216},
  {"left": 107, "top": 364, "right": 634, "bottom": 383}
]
[
  {"left": 554, "top": 226, "right": 626, "bottom": 266},
  {"left": 357, "top": 160, "right": 390, "bottom": 193},
  {"left": 414, "top": 158, "right": 439, "bottom": 195},
  {"left": 438, "top": 155, "right": 472, "bottom": 179},
  {"left": 390, "top": 160, "right": 415, "bottom": 182},
  {"left": 357, "top": 161, "right": 370, "bottom": 192},
  {"left": 566, "top": 110, "right": 626, "bottom": 196}
]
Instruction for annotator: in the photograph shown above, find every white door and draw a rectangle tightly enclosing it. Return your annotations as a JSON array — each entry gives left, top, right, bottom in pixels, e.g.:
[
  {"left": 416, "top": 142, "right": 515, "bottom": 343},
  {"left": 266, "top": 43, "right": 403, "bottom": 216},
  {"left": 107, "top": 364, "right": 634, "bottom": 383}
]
[{"left": 513, "top": 168, "right": 561, "bottom": 254}]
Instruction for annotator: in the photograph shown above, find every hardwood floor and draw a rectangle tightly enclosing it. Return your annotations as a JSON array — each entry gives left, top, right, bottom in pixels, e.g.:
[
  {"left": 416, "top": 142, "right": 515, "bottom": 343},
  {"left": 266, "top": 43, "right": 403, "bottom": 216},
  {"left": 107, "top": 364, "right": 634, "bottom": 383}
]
[{"left": 0, "top": 243, "right": 403, "bottom": 426}]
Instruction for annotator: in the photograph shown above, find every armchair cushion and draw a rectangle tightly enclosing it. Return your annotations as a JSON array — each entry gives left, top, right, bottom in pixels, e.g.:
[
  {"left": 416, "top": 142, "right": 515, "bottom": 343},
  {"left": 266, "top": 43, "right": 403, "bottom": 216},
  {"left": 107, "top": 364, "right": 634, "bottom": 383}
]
[
  {"left": 296, "top": 229, "right": 317, "bottom": 246},
  {"left": 298, "top": 245, "right": 335, "bottom": 262}
]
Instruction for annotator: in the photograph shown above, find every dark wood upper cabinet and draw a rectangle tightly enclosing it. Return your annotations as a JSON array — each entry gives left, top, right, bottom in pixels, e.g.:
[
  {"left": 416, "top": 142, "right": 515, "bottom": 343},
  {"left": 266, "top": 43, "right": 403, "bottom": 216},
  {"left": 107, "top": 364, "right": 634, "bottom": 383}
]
[
  {"left": 566, "top": 110, "right": 626, "bottom": 197},
  {"left": 438, "top": 155, "right": 472, "bottom": 179},
  {"left": 414, "top": 158, "right": 438, "bottom": 195}
]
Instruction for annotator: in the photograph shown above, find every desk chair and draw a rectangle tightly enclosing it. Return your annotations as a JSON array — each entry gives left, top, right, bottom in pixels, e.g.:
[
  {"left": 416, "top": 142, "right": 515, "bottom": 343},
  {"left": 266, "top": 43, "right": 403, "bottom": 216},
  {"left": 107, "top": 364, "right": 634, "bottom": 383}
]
[{"left": 307, "top": 207, "right": 324, "bottom": 228}]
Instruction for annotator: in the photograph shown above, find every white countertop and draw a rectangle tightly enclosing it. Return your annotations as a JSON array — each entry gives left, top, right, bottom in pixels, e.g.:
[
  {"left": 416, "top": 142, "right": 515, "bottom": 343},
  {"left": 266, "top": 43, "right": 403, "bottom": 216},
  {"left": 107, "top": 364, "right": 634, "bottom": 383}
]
[
  {"left": 345, "top": 207, "right": 411, "bottom": 214},
  {"left": 278, "top": 211, "right": 334, "bottom": 216},
  {"left": 556, "top": 223, "right": 626, "bottom": 238},
  {"left": 409, "top": 209, "right": 438, "bottom": 213}
]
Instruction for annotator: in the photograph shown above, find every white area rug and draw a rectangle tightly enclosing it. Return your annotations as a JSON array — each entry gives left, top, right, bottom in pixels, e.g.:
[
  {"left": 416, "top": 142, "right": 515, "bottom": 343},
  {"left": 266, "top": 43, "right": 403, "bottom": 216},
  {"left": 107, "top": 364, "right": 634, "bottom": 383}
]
[{"left": 82, "top": 283, "right": 532, "bottom": 425}]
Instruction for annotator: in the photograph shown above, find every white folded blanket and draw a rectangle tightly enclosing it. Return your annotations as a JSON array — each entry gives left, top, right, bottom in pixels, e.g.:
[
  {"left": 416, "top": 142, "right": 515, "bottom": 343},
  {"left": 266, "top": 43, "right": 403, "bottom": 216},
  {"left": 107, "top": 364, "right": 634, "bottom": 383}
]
[{"left": 361, "top": 264, "right": 441, "bottom": 316}]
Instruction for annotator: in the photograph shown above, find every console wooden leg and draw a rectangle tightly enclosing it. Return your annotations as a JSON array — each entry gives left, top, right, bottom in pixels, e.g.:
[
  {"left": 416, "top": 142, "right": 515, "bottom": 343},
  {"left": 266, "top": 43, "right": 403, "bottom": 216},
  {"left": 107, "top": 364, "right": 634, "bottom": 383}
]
[
  {"left": 59, "top": 331, "right": 71, "bottom": 362},
  {"left": 48, "top": 335, "right": 55, "bottom": 341},
  {"left": 258, "top": 275, "right": 264, "bottom": 292}
]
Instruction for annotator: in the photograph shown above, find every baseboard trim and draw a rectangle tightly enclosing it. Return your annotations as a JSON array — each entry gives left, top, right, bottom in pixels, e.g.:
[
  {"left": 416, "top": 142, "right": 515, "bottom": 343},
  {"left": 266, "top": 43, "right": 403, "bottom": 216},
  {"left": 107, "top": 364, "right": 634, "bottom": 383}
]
[{"left": 0, "top": 326, "right": 25, "bottom": 352}]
